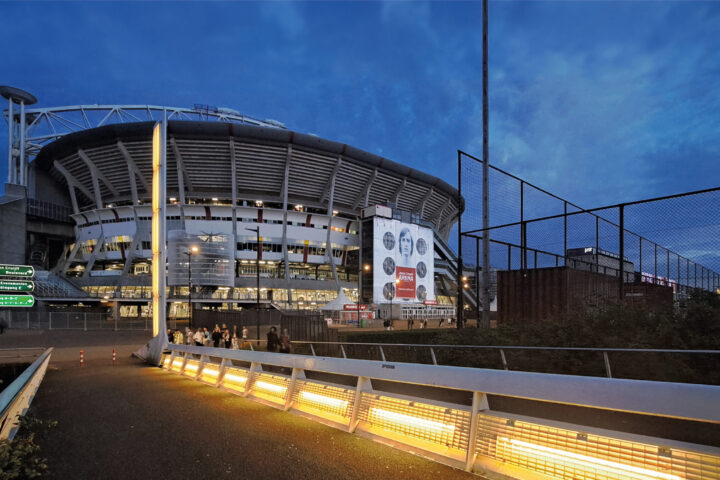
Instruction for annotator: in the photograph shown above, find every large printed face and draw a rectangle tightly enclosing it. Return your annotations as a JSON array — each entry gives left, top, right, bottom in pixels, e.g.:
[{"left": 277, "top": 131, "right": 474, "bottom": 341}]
[{"left": 373, "top": 218, "right": 434, "bottom": 304}]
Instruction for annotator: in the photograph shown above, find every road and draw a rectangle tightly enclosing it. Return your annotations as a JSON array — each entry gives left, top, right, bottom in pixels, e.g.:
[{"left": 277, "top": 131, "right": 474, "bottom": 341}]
[{"left": 31, "top": 357, "right": 477, "bottom": 480}]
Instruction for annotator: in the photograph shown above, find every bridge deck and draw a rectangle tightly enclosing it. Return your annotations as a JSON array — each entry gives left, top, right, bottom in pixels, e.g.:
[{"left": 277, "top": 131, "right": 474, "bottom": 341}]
[{"left": 31, "top": 357, "right": 476, "bottom": 479}]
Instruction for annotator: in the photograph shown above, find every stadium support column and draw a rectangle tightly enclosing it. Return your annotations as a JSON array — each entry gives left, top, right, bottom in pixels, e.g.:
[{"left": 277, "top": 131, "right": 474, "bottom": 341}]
[
  {"left": 481, "top": 0, "right": 491, "bottom": 330},
  {"left": 281, "top": 145, "right": 292, "bottom": 306},
  {"left": 148, "top": 115, "right": 168, "bottom": 364},
  {"left": 325, "top": 158, "right": 342, "bottom": 292}
]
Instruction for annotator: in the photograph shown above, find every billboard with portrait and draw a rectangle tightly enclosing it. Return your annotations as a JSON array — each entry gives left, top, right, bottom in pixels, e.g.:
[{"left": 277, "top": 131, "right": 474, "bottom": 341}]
[{"left": 372, "top": 217, "right": 435, "bottom": 304}]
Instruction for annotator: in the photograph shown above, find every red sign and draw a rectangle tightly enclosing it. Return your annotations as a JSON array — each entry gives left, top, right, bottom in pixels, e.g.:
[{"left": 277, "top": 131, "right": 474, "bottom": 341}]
[
  {"left": 344, "top": 304, "right": 367, "bottom": 311},
  {"left": 395, "top": 267, "right": 416, "bottom": 299},
  {"left": 423, "top": 300, "right": 438, "bottom": 305}
]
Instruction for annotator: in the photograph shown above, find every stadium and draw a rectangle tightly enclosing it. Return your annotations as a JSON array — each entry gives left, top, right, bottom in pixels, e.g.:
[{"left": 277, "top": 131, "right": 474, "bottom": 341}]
[{"left": 1, "top": 88, "right": 470, "bottom": 324}]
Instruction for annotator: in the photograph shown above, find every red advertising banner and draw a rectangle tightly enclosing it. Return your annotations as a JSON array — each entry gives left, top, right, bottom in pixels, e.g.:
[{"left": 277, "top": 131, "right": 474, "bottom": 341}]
[
  {"left": 343, "top": 304, "right": 368, "bottom": 311},
  {"left": 396, "top": 267, "right": 416, "bottom": 299}
]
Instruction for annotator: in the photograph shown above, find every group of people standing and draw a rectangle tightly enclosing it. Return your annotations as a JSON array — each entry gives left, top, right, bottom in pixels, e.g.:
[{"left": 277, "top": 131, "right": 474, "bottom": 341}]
[
  {"left": 167, "top": 324, "right": 291, "bottom": 353},
  {"left": 168, "top": 323, "right": 251, "bottom": 350}
]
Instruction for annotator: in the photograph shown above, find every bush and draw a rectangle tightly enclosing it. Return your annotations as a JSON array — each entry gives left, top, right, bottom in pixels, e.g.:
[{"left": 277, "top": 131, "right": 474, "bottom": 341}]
[
  {"left": 0, "top": 415, "right": 56, "bottom": 480},
  {"left": 339, "top": 292, "right": 720, "bottom": 383}
]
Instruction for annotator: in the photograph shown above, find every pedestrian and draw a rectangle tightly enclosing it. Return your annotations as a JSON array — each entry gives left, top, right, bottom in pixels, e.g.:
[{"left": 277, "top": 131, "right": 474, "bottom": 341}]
[
  {"left": 203, "top": 327, "right": 210, "bottom": 346},
  {"left": 193, "top": 328, "right": 204, "bottom": 346},
  {"left": 185, "top": 328, "right": 193, "bottom": 345},
  {"left": 279, "top": 328, "right": 291, "bottom": 354},
  {"left": 223, "top": 328, "right": 231, "bottom": 348},
  {"left": 439, "top": 318, "right": 445, "bottom": 327},
  {"left": 408, "top": 318, "right": 414, "bottom": 330},
  {"left": 231, "top": 331, "right": 240, "bottom": 350},
  {"left": 241, "top": 325, "right": 250, "bottom": 349},
  {"left": 167, "top": 328, "right": 174, "bottom": 343},
  {"left": 212, "top": 326, "right": 222, "bottom": 348},
  {"left": 174, "top": 329, "right": 184, "bottom": 344},
  {"left": 266, "top": 326, "right": 279, "bottom": 352}
]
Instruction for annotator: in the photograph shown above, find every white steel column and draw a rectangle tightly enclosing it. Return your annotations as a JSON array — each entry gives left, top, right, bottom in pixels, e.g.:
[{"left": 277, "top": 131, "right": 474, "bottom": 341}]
[{"left": 148, "top": 116, "right": 168, "bottom": 364}]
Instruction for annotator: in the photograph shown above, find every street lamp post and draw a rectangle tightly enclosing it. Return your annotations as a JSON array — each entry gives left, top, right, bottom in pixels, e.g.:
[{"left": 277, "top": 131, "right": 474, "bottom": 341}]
[
  {"left": 245, "top": 227, "right": 261, "bottom": 343},
  {"left": 186, "top": 246, "right": 198, "bottom": 329}
]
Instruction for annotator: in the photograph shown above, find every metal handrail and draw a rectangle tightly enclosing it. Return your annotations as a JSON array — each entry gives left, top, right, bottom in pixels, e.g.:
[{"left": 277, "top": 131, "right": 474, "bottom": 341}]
[
  {"left": 0, "top": 347, "right": 53, "bottom": 440},
  {"left": 290, "top": 342, "right": 720, "bottom": 354},
  {"left": 288, "top": 341, "right": 720, "bottom": 379}
]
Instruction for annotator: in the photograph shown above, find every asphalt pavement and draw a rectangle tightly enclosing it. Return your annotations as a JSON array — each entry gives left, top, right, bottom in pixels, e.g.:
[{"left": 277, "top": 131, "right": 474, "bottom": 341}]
[{"left": 30, "top": 357, "right": 477, "bottom": 480}]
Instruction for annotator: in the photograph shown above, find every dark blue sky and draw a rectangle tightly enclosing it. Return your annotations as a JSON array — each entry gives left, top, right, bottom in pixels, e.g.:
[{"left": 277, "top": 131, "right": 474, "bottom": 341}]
[{"left": 2, "top": 1, "right": 719, "bottom": 210}]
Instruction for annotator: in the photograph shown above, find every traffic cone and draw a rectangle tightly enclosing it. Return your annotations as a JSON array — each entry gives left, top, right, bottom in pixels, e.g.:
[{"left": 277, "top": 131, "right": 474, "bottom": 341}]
[{"left": 80, "top": 350, "right": 84, "bottom": 367}]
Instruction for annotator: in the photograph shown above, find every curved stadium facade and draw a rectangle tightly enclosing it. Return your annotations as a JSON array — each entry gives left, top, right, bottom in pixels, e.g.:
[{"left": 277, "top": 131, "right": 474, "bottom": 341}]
[{"left": 9, "top": 107, "right": 464, "bottom": 320}]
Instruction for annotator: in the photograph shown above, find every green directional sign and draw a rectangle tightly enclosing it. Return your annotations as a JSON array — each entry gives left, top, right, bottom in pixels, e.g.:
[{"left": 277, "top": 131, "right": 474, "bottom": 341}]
[
  {"left": 0, "top": 264, "right": 34, "bottom": 277},
  {"left": 0, "top": 295, "right": 35, "bottom": 307},
  {"left": 0, "top": 280, "right": 34, "bottom": 292}
]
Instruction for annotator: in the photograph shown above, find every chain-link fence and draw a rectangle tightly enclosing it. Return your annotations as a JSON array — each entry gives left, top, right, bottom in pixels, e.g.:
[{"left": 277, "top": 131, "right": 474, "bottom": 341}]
[{"left": 459, "top": 150, "right": 720, "bottom": 323}]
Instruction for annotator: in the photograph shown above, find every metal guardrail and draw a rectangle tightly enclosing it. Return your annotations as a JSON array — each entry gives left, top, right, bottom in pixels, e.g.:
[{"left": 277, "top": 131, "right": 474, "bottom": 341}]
[
  {"left": 162, "top": 344, "right": 720, "bottom": 478},
  {"left": 0, "top": 348, "right": 53, "bottom": 441},
  {"left": 289, "top": 341, "right": 720, "bottom": 379}
]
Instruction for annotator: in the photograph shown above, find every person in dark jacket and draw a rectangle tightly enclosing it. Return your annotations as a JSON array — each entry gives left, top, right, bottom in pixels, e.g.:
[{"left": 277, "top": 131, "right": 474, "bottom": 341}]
[
  {"left": 211, "top": 326, "right": 222, "bottom": 348},
  {"left": 266, "top": 326, "right": 279, "bottom": 352}
]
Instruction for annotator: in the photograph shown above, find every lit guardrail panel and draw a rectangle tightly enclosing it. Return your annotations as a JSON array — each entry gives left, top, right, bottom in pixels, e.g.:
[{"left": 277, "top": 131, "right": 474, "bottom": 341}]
[
  {"left": 220, "top": 368, "right": 249, "bottom": 393},
  {"left": 292, "top": 381, "right": 354, "bottom": 423},
  {"left": 199, "top": 363, "right": 221, "bottom": 385},
  {"left": 476, "top": 414, "right": 720, "bottom": 480},
  {"left": 249, "top": 373, "right": 289, "bottom": 404},
  {"left": 358, "top": 394, "right": 471, "bottom": 454},
  {"left": 182, "top": 360, "right": 200, "bottom": 377},
  {"left": 159, "top": 346, "right": 720, "bottom": 479}
]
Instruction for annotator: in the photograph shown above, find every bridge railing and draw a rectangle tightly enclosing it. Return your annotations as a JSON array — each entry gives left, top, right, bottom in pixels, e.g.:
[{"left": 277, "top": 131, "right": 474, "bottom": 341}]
[
  {"left": 0, "top": 348, "right": 53, "bottom": 441},
  {"left": 161, "top": 344, "right": 720, "bottom": 478},
  {"left": 288, "top": 341, "right": 720, "bottom": 382}
]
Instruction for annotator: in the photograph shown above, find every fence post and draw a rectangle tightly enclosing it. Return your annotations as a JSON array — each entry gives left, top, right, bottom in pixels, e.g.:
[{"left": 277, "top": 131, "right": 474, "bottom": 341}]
[
  {"left": 340, "top": 345, "right": 347, "bottom": 359},
  {"left": 84, "top": 313, "right": 87, "bottom": 331},
  {"left": 49, "top": 312, "right": 52, "bottom": 330},
  {"left": 603, "top": 352, "right": 613, "bottom": 378},
  {"left": 378, "top": 345, "right": 386, "bottom": 362},
  {"left": 430, "top": 347, "right": 438, "bottom": 365},
  {"left": 499, "top": 349, "right": 508, "bottom": 370}
]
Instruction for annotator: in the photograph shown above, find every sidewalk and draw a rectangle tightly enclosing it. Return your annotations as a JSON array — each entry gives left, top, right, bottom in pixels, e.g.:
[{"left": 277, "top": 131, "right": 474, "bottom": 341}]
[{"left": 0, "top": 329, "right": 152, "bottom": 362}]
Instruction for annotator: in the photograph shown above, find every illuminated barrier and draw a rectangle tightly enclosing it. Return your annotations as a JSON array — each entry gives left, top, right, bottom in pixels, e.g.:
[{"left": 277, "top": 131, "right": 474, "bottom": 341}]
[
  {"left": 476, "top": 414, "right": 719, "bottom": 480},
  {"left": 160, "top": 345, "right": 720, "bottom": 479}
]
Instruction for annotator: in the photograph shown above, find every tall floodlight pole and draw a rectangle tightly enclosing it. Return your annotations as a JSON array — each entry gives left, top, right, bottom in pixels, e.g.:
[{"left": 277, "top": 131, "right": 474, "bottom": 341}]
[
  {"left": 246, "top": 227, "right": 261, "bottom": 342},
  {"left": 481, "top": 0, "right": 491, "bottom": 329}
]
